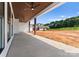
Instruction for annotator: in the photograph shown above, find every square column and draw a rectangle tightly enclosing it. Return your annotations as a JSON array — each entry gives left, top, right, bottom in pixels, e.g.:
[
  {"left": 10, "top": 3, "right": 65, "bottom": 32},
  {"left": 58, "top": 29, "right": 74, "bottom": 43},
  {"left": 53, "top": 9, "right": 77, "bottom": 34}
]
[
  {"left": 34, "top": 18, "right": 36, "bottom": 35},
  {"left": 28, "top": 21, "right": 30, "bottom": 33}
]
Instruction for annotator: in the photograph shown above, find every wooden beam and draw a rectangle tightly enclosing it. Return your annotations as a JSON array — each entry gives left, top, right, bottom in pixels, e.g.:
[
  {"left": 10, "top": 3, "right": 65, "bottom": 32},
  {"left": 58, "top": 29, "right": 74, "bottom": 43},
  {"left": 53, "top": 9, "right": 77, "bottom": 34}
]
[
  {"left": 25, "top": 3, "right": 31, "bottom": 8},
  {"left": 34, "top": 18, "right": 36, "bottom": 35}
]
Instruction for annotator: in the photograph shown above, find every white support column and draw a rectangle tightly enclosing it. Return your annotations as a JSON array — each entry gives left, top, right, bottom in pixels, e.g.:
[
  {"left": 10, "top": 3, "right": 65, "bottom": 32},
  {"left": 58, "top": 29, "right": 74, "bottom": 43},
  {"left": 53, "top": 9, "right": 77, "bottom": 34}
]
[
  {"left": 4, "top": 2, "right": 8, "bottom": 47},
  {"left": 9, "top": 2, "right": 15, "bottom": 35}
]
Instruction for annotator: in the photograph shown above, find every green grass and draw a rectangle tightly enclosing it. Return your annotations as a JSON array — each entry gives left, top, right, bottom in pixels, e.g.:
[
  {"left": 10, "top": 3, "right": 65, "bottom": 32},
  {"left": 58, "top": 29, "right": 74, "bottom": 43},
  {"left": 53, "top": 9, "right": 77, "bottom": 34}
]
[{"left": 49, "top": 27, "right": 79, "bottom": 30}]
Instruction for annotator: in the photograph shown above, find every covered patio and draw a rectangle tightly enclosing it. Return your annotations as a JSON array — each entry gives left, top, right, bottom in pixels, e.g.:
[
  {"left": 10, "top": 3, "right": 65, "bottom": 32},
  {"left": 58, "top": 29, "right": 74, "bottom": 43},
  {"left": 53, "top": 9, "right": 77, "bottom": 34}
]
[
  {"left": 6, "top": 2, "right": 79, "bottom": 57},
  {"left": 7, "top": 32, "right": 79, "bottom": 57},
  {"left": 1, "top": 2, "right": 79, "bottom": 57}
]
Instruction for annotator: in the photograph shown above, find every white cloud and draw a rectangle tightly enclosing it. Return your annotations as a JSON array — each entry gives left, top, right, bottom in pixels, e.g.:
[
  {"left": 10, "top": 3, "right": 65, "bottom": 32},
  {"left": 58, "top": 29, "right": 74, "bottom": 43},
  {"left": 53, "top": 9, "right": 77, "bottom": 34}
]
[
  {"left": 77, "top": 12, "right": 79, "bottom": 14},
  {"left": 60, "top": 15, "right": 67, "bottom": 18},
  {"left": 68, "top": 16, "right": 72, "bottom": 18},
  {"left": 49, "top": 17, "right": 66, "bottom": 22},
  {"left": 61, "top": 16, "right": 65, "bottom": 18},
  {"left": 51, "top": 18, "right": 62, "bottom": 21}
]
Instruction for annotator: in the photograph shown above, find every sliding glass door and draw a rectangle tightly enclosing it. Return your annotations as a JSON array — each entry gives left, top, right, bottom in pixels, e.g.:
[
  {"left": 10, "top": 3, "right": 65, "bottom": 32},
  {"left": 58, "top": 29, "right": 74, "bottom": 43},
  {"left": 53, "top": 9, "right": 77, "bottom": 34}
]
[
  {"left": 0, "top": 17, "right": 4, "bottom": 49},
  {"left": 0, "top": 18, "right": 2, "bottom": 49},
  {"left": 0, "top": 2, "right": 4, "bottom": 53}
]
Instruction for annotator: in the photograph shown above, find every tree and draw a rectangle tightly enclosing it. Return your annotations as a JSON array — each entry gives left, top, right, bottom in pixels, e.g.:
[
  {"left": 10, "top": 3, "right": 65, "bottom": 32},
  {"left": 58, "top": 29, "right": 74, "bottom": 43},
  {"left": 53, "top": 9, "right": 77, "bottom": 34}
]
[{"left": 44, "top": 16, "right": 79, "bottom": 29}]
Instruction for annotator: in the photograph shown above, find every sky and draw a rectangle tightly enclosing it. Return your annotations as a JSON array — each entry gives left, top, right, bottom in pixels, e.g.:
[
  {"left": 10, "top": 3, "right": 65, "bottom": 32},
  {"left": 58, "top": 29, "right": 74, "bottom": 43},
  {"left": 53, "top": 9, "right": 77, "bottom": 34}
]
[{"left": 31, "top": 2, "right": 79, "bottom": 24}]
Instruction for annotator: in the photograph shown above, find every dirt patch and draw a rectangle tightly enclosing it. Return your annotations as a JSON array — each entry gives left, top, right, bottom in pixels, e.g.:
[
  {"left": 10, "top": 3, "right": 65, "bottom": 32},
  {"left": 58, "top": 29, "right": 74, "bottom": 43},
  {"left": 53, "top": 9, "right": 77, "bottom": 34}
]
[{"left": 32, "top": 30, "right": 79, "bottom": 48}]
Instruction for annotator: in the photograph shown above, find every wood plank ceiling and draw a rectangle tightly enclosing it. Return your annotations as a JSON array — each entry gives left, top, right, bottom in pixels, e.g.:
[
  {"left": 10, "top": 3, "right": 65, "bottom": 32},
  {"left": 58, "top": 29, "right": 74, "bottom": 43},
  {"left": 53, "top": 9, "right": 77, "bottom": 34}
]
[{"left": 12, "top": 2, "right": 53, "bottom": 22}]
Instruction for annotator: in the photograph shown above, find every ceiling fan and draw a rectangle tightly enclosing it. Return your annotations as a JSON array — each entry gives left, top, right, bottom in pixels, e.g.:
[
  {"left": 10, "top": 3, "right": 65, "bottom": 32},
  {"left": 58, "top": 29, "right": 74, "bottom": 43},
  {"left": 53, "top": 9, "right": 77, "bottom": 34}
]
[{"left": 25, "top": 2, "right": 40, "bottom": 10}]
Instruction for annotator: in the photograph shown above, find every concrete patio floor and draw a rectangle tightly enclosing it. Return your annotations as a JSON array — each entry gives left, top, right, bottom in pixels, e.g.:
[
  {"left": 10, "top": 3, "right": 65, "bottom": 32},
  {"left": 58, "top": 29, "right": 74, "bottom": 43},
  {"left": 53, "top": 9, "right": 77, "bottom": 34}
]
[{"left": 7, "top": 32, "right": 79, "bottom": 57}]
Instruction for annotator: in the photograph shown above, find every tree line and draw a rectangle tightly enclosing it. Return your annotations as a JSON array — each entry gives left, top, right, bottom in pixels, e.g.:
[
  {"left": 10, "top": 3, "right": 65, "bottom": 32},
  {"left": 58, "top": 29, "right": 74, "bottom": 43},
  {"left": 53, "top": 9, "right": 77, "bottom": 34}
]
[{"left": 44, "top": 16, "right": 79, "bottom": 29}]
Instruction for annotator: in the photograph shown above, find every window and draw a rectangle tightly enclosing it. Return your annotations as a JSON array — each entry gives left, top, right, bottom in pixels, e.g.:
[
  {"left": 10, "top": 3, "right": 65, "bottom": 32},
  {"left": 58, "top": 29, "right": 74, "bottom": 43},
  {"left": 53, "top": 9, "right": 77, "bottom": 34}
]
[{"left": 0, "top": 2, "right": 5, "bottom": 53}]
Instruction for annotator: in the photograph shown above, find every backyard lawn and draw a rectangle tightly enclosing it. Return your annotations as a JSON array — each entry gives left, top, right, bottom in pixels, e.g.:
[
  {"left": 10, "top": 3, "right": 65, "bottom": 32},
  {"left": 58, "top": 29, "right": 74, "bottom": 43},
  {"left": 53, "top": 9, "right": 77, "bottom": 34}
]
[{"left": 49, "top": 27, "right": 79, "bottom": 30}]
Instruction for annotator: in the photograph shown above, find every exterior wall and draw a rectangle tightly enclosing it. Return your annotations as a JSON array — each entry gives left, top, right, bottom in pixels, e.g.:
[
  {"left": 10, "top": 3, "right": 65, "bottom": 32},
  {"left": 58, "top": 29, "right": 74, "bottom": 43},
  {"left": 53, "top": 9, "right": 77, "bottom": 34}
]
[
  {"left": 30, "top": 24, "right": 33, "bottom": 31},
  {"left": 19, "top": 22, "right": 29, "bottom": 33},
  {"left": 0, "top": 2, "right": 14, "bottom": 57},
  {"left": 13, "top": 19, "right": 19, "bottom": 33},
  {"left": 13, "top": 18, "right": 30, "bottom": 34}
]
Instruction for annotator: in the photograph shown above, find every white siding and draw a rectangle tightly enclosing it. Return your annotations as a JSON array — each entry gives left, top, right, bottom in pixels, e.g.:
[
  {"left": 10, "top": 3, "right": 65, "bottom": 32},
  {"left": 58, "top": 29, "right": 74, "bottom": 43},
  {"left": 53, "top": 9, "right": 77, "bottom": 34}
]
[{"left": 13, "top": 18, "right": 30, "bottom": 34}]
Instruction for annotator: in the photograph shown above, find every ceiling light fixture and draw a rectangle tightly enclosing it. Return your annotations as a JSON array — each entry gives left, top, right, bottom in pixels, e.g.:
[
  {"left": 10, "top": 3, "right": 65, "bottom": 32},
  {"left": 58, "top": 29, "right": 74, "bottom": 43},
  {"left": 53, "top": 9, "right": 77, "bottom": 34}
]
[
  {"left": 32, "top": 8, "right": 34, "bottom": 10},
  {"left": 31, "top": 2, "right": 34, "bottom": 11}
]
